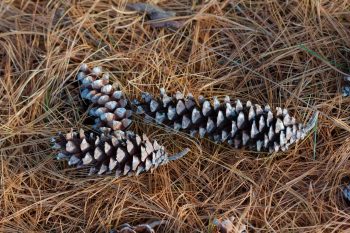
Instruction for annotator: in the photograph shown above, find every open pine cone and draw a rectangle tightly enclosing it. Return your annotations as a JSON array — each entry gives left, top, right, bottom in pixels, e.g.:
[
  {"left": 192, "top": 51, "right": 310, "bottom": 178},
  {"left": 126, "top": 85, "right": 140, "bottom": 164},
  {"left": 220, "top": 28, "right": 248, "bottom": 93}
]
[
  {"left": 134, "top": 89, "right": 318, "bottom": 153},
  {"left": 77, "top": 64, "right": 132, "bottom": 132},
  {"left": 52, "top": 128, "right": 189, "bottom": 177}
]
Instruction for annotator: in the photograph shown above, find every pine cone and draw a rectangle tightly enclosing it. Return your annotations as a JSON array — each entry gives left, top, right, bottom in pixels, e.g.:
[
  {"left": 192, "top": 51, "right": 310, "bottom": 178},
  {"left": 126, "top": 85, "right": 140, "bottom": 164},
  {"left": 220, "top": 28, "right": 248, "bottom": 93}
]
[
  {"left": 52, "top": 128, "right": 189, "bottom": 177},
  {"left": 342, "top": 75, "right": 350, "bottom": 97},
  {"left": 77, "top": 64, "right": 132, "bottom": 131},
  {"left": 133, "top": 89, "right": 319, "bottom": 153}
]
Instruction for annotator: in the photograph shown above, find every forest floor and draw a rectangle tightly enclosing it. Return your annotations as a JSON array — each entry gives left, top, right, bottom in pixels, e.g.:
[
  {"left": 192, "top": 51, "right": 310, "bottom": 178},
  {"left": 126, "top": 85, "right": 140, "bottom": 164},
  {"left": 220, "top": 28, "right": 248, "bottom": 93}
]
[{"left": 1, "top": 0, "right": 350, "bottom": 232}]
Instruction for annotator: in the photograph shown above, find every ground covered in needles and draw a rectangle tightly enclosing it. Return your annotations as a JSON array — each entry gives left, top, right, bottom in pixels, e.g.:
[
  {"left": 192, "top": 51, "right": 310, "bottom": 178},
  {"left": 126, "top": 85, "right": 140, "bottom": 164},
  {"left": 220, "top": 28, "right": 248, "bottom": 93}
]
[{"left": 1, "top": 0, "right": 350, "bottom": 232}]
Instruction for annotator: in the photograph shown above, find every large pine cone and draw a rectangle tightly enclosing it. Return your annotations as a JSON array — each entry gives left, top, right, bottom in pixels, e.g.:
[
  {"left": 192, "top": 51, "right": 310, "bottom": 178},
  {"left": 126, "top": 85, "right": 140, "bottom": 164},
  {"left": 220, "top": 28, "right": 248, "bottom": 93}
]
[
  {"left": 52, "top": 129, "right": 189, "bottom": 177},
  {"left": 342, "top": 75, "right": 350, "bottom": 97},
  {"left": 77, "top": 64, "right": 132, "bottom": 131},
  {"left": 134, "top": 89, "right": 318, "bottom": 153}
]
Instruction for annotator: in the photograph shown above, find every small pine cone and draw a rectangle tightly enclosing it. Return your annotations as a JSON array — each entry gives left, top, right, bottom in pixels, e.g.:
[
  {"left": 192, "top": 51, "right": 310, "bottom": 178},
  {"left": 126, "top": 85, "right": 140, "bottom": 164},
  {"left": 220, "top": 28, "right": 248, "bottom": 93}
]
[
  {"left": 134, "top": 89, "right": 319, "bottom": 153},
  {"left": 52, "top": 128, "right": 189, "bottom": 177},
  {"left": 77, "top": 64, "right": 132, "bottom": 131},
  {"left": 342, "top": 75, "right": 350, "bottom": 97}
]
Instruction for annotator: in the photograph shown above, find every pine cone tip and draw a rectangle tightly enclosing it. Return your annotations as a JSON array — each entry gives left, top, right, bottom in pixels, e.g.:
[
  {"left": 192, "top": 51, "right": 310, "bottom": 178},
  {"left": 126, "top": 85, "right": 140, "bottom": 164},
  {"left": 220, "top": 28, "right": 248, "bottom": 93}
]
[
  {"left": 168, "top": 147, "right": 190, "bottom": 161},
  {"left": 304, "top": 110, "right": 319, "bottom": 134}
]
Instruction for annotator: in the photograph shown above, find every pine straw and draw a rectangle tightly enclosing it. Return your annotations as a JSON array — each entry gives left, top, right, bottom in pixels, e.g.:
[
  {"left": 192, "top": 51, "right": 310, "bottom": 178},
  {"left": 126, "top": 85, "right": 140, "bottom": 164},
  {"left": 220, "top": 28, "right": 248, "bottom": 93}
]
[{"left": 1, "top": 0, "right": 350, "bottom": 232}]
